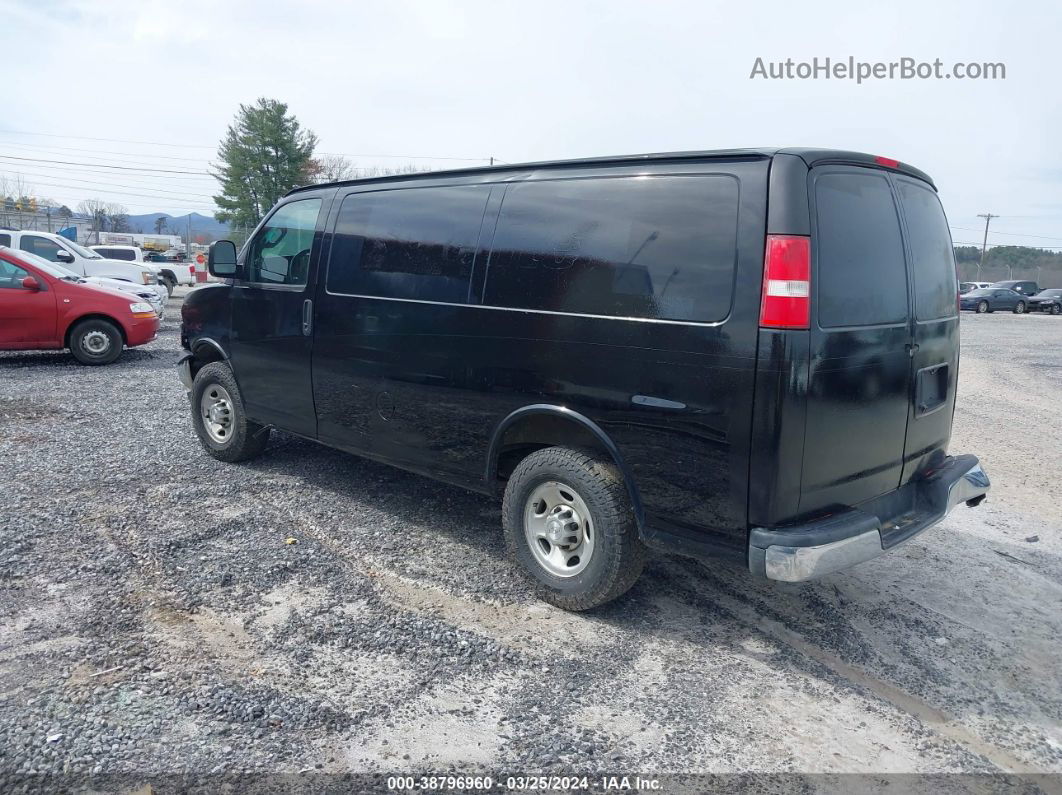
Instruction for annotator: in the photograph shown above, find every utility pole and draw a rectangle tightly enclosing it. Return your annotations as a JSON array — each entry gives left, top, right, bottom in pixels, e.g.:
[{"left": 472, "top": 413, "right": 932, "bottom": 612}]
[{"left": 977, "top": 213, "right": 998, "bottom": 280}]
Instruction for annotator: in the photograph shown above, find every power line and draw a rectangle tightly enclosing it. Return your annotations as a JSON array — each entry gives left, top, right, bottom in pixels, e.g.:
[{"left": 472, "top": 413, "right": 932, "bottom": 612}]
[
  {"left": 0, "top": 140, "right": 215, "bottom": 164},
  {"left": 0, "top": 129, "right": 494, "bottom": 162},
  {"left": 951, "top": 225, "right": 1062, "bottom": 243},
  {"left": 0, "top": 128, "right": 216, "bottom": 150},
  {"left": 0, "top": 154, "right": 210, "bottom": 175},
  {"left": 1, "top": 177, "right": 217, "bottom": 209},
  {"left": 1, "top": 158, "right": 219, "bottom": 183},
  {"left": 3, "top": 169, "right": 217, "bottom": 201}
]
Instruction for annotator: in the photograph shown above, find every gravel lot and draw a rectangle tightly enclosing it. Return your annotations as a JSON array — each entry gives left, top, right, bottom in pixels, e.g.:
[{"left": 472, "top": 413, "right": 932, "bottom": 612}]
[{"left": 1, "top": 288, "right": 1060, "bottom": 786}]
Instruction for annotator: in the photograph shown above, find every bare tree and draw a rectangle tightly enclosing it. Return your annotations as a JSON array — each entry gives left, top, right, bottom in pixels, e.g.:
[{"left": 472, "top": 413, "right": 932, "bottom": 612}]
[
  {"left": 107, "top": 203, "right": 130, "bottom": 234},
  {"left": 306, "top": 154, "right": 358, "bottom": 183},
  {"left": 2, "top": 174, "right": 37, "bottom": 229},
  {"left": 77, "top": 199, "right": 109, "bottom": 243},
  {"left": 305, "top": 157, "right": 425, "bottom": 184}
]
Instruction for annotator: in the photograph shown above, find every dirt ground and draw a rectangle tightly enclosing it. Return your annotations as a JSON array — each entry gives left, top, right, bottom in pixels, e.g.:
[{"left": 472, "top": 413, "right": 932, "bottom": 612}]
[{"left": 1, "top": 290, "right": 1060, "bottom": 788}]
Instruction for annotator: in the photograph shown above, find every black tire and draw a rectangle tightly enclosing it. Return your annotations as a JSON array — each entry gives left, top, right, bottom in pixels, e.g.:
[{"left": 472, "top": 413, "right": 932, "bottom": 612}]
[
  {"left": 69, "top": 318, "right": 123, "bottom": 365},
  {"left": 977, "top": 300, "right": 989, "bottom": 314},
  {"left": 1014, "top": 301, "right": 1026, "bottom": 314},
  {"left": 162, "top": 274, "right": 176, "bottom": 296},
  {"left": 502, "top": 447, "right": 645, "bottom": 611},
  {"left": 191, "top": 362, "right": 270, "bottom": 462},
  {"left": 1052, "top": 304, "right": 1061, "bottom": 315}
]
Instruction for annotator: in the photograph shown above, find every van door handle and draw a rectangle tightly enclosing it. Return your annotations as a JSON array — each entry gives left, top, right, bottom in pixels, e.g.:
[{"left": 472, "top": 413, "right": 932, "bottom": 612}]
[
  {"left": 302, "top": 299, "right": 313, "bottom": 336},
  {"left": 905, "top": 342, "right": 920, "bottom": 358}
]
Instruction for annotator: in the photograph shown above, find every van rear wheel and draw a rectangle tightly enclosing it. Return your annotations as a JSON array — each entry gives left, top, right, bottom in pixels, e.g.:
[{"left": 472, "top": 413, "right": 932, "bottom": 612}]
[
  {"left": 191, "top": 362, "right": 270, "bottom": 462},
  {"left": 502, "top": 447, "right": 645, "bottom": 611}
]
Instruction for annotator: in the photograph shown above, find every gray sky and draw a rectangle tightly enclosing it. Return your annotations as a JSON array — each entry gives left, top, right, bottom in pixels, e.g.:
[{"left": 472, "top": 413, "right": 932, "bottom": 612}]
[{"left": 3, "top": 0, "right": 1060, "bottom": 249}]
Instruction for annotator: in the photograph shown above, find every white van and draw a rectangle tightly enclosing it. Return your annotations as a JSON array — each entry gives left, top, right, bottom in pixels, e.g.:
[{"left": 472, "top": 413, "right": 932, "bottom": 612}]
[{"left": 0, "top": 231, "right": 167, "bottom": 303}]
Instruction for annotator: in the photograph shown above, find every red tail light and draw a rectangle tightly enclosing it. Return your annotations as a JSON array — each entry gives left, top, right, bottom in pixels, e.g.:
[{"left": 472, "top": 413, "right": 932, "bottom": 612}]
[
  {"left": 760, "top": 235, "right": 811, "bottom": 329},
  {"left": 874, "top": 155, "right": 900, "bottom": 168}
]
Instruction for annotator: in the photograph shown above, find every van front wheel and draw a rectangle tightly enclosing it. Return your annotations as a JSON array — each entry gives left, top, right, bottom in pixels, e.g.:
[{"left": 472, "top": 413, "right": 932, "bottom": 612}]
[
  {"left": 191, "top": 362, "right": 270, "bottom": 462},
  {"left": 502, "top": 447, "right": 645, "bottom": 611}
]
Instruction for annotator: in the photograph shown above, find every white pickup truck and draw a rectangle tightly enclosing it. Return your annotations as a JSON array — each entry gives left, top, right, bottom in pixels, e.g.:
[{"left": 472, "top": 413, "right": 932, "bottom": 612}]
[
  {"left": 0, "top": 231, "right": 168, "bottom": 304},
  {"left": 90, "top": 244, "right": 196, "bottom": 294}
]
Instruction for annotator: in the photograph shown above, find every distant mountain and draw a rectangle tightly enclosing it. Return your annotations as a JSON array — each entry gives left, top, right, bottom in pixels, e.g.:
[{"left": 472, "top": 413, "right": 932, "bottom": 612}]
[{"left": 126, "top": 211, "right": 229, "bottom": 242}]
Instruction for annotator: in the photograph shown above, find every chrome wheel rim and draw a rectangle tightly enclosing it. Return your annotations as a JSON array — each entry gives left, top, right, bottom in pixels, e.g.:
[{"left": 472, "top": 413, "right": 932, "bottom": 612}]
[
  {"left": 1016, "top": 303, "right": 1025, "bottom": 313},
  {"left": 200, "top": 384, "right": 234, "bottom": 444},
  {"left": 524, "top": 481, "right": 594, "bottom": 577},
  {"left": 81, "top": 330, "right": 110, "bottom": 355}
]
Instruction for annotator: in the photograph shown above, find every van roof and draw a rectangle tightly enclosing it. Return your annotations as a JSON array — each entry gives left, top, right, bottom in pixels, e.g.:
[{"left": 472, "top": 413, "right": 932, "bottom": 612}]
[{"left": 286, "top": 147, "right": 935, "bottom": 197}]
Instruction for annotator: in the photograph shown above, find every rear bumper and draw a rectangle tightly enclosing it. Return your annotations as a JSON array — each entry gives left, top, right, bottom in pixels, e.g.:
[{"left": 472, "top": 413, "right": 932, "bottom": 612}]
[{"left": 749, "top": 454, "right": 989, "bottom": 582}]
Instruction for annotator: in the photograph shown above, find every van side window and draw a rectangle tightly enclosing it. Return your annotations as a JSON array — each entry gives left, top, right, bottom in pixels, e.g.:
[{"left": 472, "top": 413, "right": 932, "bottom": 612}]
[
  {"left": 246, "top": 198, "right": 322, "bottom": 286},
  {"left": 815, "top": 173, "right": 908, "bottom": 327},
  {"left": 484, "top": 176, "right": 738, "bottom": 323},
  {"left": 898, "top": 181, "right": 958, "bottom": 321},
  {"left": 327, "top": 185, "right": 490, "bottom": 303}
]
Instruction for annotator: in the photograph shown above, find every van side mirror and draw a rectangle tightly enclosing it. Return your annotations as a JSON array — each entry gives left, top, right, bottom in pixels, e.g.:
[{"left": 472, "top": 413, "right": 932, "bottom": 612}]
[
  {"left": 21, "top": 276, "right": 41, "bottom": 291},
  {"left": 208, "top": 240, "right": 239, "bottom": 278},
  {"left": 56, "top": 250, "right": 75, "bottom": 264}
]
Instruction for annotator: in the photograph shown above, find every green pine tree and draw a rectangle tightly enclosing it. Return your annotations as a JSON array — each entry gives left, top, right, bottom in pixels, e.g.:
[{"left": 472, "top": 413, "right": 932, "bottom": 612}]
[{"left": 212, "top": 98, "right": 318, "bottom": 228}]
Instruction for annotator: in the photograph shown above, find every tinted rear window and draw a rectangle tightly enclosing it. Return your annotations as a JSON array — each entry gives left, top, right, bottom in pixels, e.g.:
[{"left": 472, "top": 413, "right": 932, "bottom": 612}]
[
  {"left": 98, "top": 247, "right": 135, "bottom": 261},
  {"left": 484, "top": 175, "right": 739, "bottom": 322},
  {"left": 815, "top": 171, "right": 908, "bottom": 327},
  {"left": 898, "top": 180, "right": 957, "bottom": 320},
  {"left": 327, "top": 185, "right": 490, "bottom": 303}
]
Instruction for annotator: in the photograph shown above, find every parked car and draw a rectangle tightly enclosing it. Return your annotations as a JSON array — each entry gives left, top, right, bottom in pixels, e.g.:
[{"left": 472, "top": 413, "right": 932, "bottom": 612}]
[
  {"left": 178, "top": 148, "right": 989, "bottom": 610},
  {"left": 1028, "top": 288, "right": 1062, "bottom": 314},
  {"left": 959, "top": 281, "right": 992, "bottom": 294},
  {"left": 91, "top": 244, "right": 195, "bottom": 294},
  {"left": 0, "top": 247, "right": 159, "bottom": 365},
  {"left": 959, "top": 287, "right": 1028, "bottom": 313},
  {"left": 17, "top": 249, "right": 164, "bottom": 318},
  {"left": 990, "top": 279, "right": 1039, "bottom": 297},
  {"left": 0, "top": 231, "right": 168, "bottom": 305}
]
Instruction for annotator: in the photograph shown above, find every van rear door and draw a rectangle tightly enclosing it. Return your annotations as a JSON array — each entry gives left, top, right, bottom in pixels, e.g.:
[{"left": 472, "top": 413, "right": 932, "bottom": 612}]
[
  {"left": 893, "top": 177, "right": 960, "bottom": 483},
  {"left": 801, "top": 166, "right": 913, "bottom": 513}
]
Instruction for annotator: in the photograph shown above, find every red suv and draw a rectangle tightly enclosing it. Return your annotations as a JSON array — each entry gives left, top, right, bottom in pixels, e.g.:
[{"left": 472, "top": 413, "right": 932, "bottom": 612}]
[{"left": 0, "top": 246, "right": 160, "bottom": 365}]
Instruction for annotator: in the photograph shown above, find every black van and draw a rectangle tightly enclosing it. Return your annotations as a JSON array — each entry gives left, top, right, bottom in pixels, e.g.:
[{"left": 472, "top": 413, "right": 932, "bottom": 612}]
[{"left": 179, "top": 148, "right": 990, "bottom": 610}]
